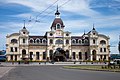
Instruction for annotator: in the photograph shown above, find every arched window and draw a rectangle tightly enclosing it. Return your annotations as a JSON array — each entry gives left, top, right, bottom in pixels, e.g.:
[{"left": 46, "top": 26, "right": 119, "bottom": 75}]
[
  {"left": 78, "top": 39, "right": 82, "bottom": 44},
  {"left": 100, "top": 40, "right": 106, "bottom": 45},
  {"left": 66, "top": 40, "right": 69, "bottom": 44},
  {"left": 29, "top": 38, "right": 34, "bottom": 43},
  {"left": 56, "top": 23, "right": 61, "bottom": 29},
  {"left": 43, "top": 39, "right": 46, "bottom": 43},
  {"left": 84, "top": 39, "right": 88, "bottom": 44},
  {"left": 11, "top": 39, "right": 17, "bottom": 43},
  {"left": 72, "top": 39, "right": 76, "bottom": 44},
  {"left": 36, "top": 38, "right": 40, "bottom": 43},
  {"left": 55, "top": 39, "right": 63, "bottom": 44}
]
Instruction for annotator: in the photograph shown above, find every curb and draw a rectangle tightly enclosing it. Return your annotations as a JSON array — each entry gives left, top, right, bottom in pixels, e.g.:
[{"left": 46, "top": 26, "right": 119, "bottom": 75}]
[{"left": 63, "top": 67, "right": 120, "bottom": 73}]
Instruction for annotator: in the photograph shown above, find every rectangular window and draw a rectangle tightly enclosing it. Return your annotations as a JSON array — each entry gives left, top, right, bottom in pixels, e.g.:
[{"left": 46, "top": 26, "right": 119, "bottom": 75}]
[
  {"left": 100, "top": 55, "right": 102, "bottom": 59},
  {"left": 79, "top": 52, "right": 82, "bottom": 59},
  {"left": 104, "top": 55, "right": 106, "bottom": 60},
  {"left": 100, "top": 48, "right": 102, "bottom": 52},
  {"left": 10, "top": 55, "right": 13, "bottom": 60},
  {"left": 10, "top": 47, "right": 13, "bottom": 52},
  {"left": 93, "top": 39, "right": 95, "bottom": 44},
  {"left": 23, "top": 39, "right": 25, "bottom": 43},
  {"left": 72, "top": 52, "right": 76, "bottom": 59},
  {"left": 36, "top": 52, "right": 40, "bottom": 60},
  {"left": 104, "top": 48, "right": 106, "bottom": 52},
  {"left": 15, "top": 55, "right": 17, "bottom": 61},
  {"left": 43, "top": 52, "right": 46, "bottom": 60},
  {"left": 15, "top": 47, "right": 17, "bottom": 52}
]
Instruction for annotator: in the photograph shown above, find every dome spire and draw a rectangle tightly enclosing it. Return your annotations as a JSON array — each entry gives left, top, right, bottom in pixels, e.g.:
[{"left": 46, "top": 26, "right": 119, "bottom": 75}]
[
  {"left": 92, "top": 23, "right": 95, "bottom": 30},
  {"left": 55, "top": 5, "right": 60, "bottom": 18},
  {"left": 23, "top": 20, "right": 26, "bottom": 29}
]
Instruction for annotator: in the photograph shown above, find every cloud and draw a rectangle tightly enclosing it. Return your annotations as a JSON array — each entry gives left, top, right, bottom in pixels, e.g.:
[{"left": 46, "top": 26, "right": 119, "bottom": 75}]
[{"left": 0, "top": 0, "right": 120, "bottom": 54}]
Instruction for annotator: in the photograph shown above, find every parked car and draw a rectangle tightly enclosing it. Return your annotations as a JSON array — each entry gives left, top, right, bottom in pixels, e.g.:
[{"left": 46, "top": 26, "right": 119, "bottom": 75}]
[{"left": 110, "top": 59, "right": 120, "bottom": 65}]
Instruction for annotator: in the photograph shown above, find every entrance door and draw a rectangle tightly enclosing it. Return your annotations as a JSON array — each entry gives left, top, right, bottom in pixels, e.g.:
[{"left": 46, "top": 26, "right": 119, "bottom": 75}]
[
  {"left": 53, "top": 48, "right": 66, "bottom": 62},
  {"left": 22, "top": 49, "right": 26, "bottom": 60}
]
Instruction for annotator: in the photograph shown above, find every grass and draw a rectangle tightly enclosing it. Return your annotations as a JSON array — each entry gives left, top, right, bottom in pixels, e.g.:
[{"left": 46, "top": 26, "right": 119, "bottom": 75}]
[{"left": 63, "top": 65, "right": 120, "bottom": 72}]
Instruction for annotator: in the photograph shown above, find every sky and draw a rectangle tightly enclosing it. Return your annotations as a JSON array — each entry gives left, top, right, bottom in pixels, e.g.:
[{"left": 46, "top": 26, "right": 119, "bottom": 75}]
[{"left": 0, "top": 0, "right": 120, "bottom": 54}]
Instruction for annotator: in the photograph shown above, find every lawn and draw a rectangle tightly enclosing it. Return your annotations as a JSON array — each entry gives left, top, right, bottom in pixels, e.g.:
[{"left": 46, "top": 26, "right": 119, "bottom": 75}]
[{"left": 63, "top": 65, "right": 120, "bottom": 72}]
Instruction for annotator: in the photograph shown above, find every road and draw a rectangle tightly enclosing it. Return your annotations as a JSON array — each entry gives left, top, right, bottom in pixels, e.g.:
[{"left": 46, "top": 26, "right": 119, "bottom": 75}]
[{"left": 1, "top": 65, "right": 120, "bottom": 80}]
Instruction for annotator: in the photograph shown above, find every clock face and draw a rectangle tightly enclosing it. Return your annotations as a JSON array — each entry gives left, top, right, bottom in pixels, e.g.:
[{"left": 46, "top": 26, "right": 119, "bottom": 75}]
[
  {"left": 55, "top": 31, "right": 63, "bottom": 37},
  {"left": 56, "top": 31, "right": 60, "bottom": 35}
]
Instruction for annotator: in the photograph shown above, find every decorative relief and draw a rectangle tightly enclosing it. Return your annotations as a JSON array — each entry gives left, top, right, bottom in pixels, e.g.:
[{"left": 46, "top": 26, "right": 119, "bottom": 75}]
[
  {"left": 29, "top": 46, "right": 47, "bottom": 49},
  {"left": 71, "top": 46, "right": 80, "bottom": 49}
]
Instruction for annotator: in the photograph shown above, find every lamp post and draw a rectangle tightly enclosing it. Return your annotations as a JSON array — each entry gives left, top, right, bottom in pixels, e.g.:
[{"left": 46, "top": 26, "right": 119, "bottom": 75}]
[{"left": 118, "top": 35, "right": 120, "bottom": 54}]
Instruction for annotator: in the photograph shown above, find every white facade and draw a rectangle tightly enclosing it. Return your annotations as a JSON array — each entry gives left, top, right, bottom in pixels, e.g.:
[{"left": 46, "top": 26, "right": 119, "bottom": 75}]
[{"left": 6, "top": 9, "right": 110, "bottom": 61}]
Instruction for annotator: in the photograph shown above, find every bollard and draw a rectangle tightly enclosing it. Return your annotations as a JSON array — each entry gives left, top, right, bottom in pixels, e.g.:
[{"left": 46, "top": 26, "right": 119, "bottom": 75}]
[
  {"left": 45, "top": 62, "right": 46, "bottom": 64},
  {"left": 91, "top": 62, "right": 93, "bottom": 64},
  {"left": 18, "top": 61, "right": 20, "bottom": 64},
  {"left": 79, "top": 61, "right": 81, "bottom": 64},
  {"left": 74, "top": 61, "right": 76, "bottom": 64}
]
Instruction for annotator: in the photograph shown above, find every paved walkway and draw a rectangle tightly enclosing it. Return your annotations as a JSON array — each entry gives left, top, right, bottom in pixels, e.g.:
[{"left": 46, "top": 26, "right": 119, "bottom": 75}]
[
  {"left": 1, "top": 66, "right": 120, "bottom": 80},
  {"left": 0, "top": 62, "right": 108, "bottom": 67},
  {"left": 0, "top": 67, "right": 15, "bottom": 78}
]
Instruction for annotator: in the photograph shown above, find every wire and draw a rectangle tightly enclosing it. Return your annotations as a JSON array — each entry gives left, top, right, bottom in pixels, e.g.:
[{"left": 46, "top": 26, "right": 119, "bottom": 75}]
[
  {"left": 59, "top": 0, "right": 71, "bottom": 8},
  {"left": 28, "top": 0, "right": 71, "bottom": 30},
  {"left": 36, "top": 0, "right": 59, "bottom": 19},
  {"left": 28, "top": 0, "right": 59, "bottom": 28},
  {"left": 37, "top": 0, "right": 71, "bottom": 21}
]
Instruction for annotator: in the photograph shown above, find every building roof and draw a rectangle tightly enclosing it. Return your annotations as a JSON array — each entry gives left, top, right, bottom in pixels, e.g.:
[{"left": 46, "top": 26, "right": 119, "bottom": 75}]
[
  {"left": 29, "top": 36, "right": 46, "bottom": 39},
  {"left": 71, "top": 36, "right": 83, "bottom": 39},
  {"left": 8, "top": 33, "right": 20, "bottom": 37},
  {"left": 51, "top": 18, "right": 65, "bottom": 29}
]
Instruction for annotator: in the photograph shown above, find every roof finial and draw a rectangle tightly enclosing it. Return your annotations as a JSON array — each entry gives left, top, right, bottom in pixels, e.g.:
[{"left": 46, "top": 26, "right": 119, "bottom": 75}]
[
  {"left": 92, "top": 23, "right": 95, "bottom": 30},
  {"left": 84, "top": 30, "right": 85, "bottom": 35},
  {"left": 23, "top": 20, "right": 26, "bottom": 29},
  {"left": 57, "top": 4, "right": 58, "bottom": 11},
  {"left": 55, "top": 5, "right": 60, "bottom": 16}
]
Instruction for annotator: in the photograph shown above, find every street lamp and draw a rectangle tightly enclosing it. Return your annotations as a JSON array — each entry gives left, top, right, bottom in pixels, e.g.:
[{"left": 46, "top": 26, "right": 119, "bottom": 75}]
[{"left": 118, "top": 35, "right": 120, "bottom": 54}]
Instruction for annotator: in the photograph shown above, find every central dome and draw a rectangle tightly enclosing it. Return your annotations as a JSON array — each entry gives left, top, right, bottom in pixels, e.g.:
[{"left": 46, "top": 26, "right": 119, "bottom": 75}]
[{"left": 51, "top": 18, "right": 65, "bottom": 30}]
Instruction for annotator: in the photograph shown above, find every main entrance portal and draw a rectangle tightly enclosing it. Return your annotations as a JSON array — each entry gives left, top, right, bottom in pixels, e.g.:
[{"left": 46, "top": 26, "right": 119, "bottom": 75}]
[{"left": 53, "top": 48, "right": 66, "bottom": 62}]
